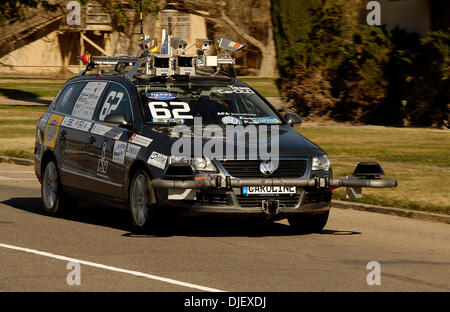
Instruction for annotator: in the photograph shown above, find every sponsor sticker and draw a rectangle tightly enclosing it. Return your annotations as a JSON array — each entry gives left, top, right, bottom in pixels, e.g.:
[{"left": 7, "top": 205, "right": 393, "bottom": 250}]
[
  {"left": 217, "top": 86, "right": 254, "bottom": 94},
  {"left": 72, "top": 81, "right": 108, "bottom": 120},
  {"left": 90, "top": 123, "right": 112, "bottom": 136},
  {"left": 126, "top": 144, "right": 141, "bottom": 159},
  {"left": 43, "top": 114, "right": 64, "bottom": 148},
  {"left": 112, "top": 141, "right": 127, "bottom": 164},
  {"left": 245, "top": 116, "right": 281, "bottom": 124},
  {"left": 151, "top": 118, "right": 185, "bottom": 124},
  {"left": 61, "top": 116, "right": 93, "bottom": 132},
  {"left": 105, "top": 128, "right": 123, "bottom": 140},
  {"left": 146, "top": 92, "right": 177, "bottom": 100},
  {"left": 97, "top": 142, "right": 108, "bottom": 175},
  {"left": 129, "top": 134, "right": 153, "bottom": 147},
  {"left": 221, "top": 116, "right": 243, "bottom": 125},
  {"left": 147, "top": 152, "right": 168, "bottom": 169},
  {"left": 91, "top": 123, "right": 123, "bottom": 139}
]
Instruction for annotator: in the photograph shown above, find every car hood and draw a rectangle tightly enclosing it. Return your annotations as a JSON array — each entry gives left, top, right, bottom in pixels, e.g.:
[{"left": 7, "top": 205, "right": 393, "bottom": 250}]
[{"left": 143, "top": 124, "right": 324, "bottom": 158}]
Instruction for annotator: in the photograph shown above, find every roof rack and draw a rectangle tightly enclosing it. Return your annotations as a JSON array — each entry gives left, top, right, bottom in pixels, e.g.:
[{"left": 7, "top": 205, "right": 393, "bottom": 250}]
[{"left": 77, "top": 9, "right": 245, "bottom": 81}]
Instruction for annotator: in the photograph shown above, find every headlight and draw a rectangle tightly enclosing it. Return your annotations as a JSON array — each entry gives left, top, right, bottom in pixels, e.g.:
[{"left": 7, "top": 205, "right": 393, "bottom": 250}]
[
  {"left": 168, "top": 156, "right": 216, "bottom": 172},
  {"left": 312, "top": 154, "right": 330, "bottom": 171}
]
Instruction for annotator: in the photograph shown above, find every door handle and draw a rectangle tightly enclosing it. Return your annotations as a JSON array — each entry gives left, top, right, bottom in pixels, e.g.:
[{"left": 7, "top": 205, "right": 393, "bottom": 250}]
[
  {"left": 89, "top": 136, "right": 96, "bottom": 144},
  {"left": 60, "top": 129, "right": 67, "bottom": 140}
]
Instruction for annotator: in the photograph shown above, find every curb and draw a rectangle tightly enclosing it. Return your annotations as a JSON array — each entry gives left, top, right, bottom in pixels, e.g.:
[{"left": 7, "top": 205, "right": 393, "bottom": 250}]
[
  {"left": 332, "top": 200, "right": 450, "bottom": 224},
  {"left": 0, "top": 155, "right": 34, "bottom": 166}
]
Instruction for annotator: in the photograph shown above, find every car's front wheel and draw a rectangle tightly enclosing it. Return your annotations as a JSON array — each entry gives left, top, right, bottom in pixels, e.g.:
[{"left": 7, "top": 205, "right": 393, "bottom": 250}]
[
  {"left": 287, "top": 210, "right": 330, "bottom": 234},
  {"left": 129, "top": 169, "right": 158, "bottom": 232},
  {"left": 41, "top": 160, "right": 66, "bottom": 216}
]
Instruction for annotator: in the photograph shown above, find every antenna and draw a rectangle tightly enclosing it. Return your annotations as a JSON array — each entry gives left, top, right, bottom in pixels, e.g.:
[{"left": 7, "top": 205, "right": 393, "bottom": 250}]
[{"left": 139, "top": 0, "right": 144, "bottom": 39}]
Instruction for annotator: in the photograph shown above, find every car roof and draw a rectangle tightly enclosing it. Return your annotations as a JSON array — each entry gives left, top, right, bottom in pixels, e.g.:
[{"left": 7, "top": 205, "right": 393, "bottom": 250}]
[{"left": 64, "top": 73, "right": 250, "bottom": 88}]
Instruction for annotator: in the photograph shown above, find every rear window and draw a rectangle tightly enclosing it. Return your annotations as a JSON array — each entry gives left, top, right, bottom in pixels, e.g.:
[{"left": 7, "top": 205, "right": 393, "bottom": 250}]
[{"left": 53, "top": 82, "right": 86, "bottom": 115}]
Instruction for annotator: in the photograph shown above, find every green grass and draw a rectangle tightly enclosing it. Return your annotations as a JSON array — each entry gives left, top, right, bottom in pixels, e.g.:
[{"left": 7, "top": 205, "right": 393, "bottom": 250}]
[
  {"left": 0, "top": 78, "right": 64, "bottom": 98},
  {"left": 239, "top": 77, "right": 280, "bottom": 97},
  {"left": 0, "top": 126, "right": 36, "bottom": 138},
  {"left": 0, "top": 77, "right": 281, "bottom": 99},
  {"left": 0, "top": 119, "right": 38, "bottom": 125},
  {"left": 296, "top": 124, "right": 450, "bottom": 214},
  {"left": 0, "top": 149, "right": 34, "bottom": 160},
  {"left": 0, "top": 105, "right": 48, "bottom": 111},
  {"left": 0, "top": 83, "right": 63, "bottom": 98}
]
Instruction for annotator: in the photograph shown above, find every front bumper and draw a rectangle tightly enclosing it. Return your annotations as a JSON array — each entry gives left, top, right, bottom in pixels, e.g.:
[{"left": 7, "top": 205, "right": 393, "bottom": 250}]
[
  {"left": 152, "top": 176, "right": 398, "bottom": 189},
  {"left": 151, "top": 175, "right": 397, "bottom": 216}
]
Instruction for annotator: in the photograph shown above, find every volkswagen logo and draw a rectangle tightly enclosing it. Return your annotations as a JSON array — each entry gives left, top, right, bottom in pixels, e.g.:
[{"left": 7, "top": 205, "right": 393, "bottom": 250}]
[{"left": 260, "top": 160, "right": 277, "bottom": 176}]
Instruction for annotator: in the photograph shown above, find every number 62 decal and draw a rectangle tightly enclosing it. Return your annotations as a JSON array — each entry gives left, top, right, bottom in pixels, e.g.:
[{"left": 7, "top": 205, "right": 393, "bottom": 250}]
[
  {"left": 99, "top": 91, "right": 124, "bottom": 121},
  {"left": 148, "top": 101, "right": 193, "bottom": 119}
]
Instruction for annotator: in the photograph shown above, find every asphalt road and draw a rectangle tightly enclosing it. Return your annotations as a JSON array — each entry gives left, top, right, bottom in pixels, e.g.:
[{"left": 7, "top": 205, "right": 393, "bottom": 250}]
[{"left": 0, "top": 162, "right": 449, "bottom": 292}]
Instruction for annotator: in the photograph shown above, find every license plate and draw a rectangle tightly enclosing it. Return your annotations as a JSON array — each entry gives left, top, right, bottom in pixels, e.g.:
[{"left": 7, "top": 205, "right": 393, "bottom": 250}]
[{"left": 242, "top": 186, "right": 296, "bottom": 195}]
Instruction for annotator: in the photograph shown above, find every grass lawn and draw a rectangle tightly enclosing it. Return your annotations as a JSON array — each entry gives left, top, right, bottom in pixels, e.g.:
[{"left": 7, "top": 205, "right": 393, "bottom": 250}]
[
  {"left": 0, "top": 77, "right": 280, "bottom": 99},
  {"left": 0, "top": 78, "right": 65, "bottom": 98},
  {"left": 295, "top": 124, "right": 450, "bottom": 214},
  {"left": 0, "top": 106, "right": 46, "bottom": 159},
  {"left": 239, "top": 77, "right": 280, "bottom": 97}
]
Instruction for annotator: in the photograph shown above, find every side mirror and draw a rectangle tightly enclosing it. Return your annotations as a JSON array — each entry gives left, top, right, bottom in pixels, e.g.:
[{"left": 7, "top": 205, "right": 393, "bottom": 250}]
[
  {"left": 104, "top": 113, "right": 132, "bottom": 129},
  {"left": 284, "top": 112, "right": 302, "bottom": 126}
]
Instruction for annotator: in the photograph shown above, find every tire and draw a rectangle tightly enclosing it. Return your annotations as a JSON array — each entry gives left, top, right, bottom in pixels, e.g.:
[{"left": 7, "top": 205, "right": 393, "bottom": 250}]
[
  {"left": 41, "top": 160, "right": 66, "bottom": 216},
  {"left": 288, "top": 210, "right": 330, "bottom": 234},
  {"left": 129, "top": 168, "right": 159, "bottom": 232}
]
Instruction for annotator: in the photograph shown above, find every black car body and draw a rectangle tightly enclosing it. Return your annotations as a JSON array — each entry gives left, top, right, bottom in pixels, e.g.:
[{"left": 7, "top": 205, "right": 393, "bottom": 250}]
[
  {"left": 34, "top": 29, "right": 397, "bottom": 232},
  {"left": 34, "top": 73, "right": 336, "bottom": 232}
]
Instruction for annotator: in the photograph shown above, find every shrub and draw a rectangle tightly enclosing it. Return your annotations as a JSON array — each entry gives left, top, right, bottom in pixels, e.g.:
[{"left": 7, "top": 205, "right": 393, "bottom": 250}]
[{"left": 272, "top": 0, "right": 450, "bottom": 127}]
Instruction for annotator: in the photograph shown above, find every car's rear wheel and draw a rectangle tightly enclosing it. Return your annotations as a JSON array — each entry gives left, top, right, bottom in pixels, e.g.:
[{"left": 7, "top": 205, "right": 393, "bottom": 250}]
[
  {"left": 288, "top": 210, "right": 330, "bottom": 234},
  {"left": 41, "top": 160, "right": 65, "bottom": 216},
  {"left": 129, "top": 169, "right": 158, "bottom": 232}
]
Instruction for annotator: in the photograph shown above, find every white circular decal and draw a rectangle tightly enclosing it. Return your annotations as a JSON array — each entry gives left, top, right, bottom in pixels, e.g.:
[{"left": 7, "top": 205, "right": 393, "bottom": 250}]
[{"left": 221, "top": 116, "right": 243, "bottom": 125}]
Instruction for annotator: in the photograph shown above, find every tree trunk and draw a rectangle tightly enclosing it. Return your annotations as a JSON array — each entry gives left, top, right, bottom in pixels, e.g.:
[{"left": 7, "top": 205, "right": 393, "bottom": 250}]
[
  {"left": 259, "top": 47, "right": 277, "bottom": 77},
  {"left": 220, "top": 8, "right": 277, "bottom": 77},
  {"left": 258, "top": 16, "right": 277, "bottom": 77}
]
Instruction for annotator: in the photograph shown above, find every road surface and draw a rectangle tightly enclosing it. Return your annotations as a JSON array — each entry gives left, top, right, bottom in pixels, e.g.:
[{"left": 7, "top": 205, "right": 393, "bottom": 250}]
[{"left": 0, "top": 162, "right": 448, "bottom": 292}]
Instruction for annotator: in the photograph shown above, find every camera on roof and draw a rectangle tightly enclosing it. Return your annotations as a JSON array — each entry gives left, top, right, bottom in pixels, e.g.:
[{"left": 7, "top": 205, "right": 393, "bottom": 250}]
[
  {"left": 171, "top": 38, "right": 188, "bottom": 51},
  {"left": 195, "top": 39, "right": 213, "bottom": 51}
]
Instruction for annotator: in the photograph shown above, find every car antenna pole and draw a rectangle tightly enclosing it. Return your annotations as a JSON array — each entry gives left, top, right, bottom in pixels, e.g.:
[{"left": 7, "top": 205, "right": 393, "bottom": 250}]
[
  {"left": 139, "top": 0, "right": 150, "bottom": 75},
  {"left": 139, "top": 0, "right": 144, "bottom": 39}
]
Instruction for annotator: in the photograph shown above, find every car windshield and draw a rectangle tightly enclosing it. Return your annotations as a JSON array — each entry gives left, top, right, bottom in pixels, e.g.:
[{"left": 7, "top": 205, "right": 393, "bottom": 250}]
[{"left": 136, "top": 84, "right": 282, "bottom": 125}]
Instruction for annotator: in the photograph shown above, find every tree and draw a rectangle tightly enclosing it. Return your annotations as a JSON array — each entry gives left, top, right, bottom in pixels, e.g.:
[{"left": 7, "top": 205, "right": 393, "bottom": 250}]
[
  {"left": 164, "top": 0, "right": 278, "bottom": 77},
  {"left": 98, "top": 0, "right": 159, "bottom": 55},
  {"left": 0, "top": 0, "right": 59, "bottom": 26}
]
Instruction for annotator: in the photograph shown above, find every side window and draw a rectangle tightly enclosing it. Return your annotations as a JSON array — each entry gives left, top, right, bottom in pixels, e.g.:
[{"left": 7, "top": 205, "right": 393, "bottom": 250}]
[
  {"left": 98, "top": 83, "right": 132, "bottom": 122},
  {"left": 71, "top": 81, "right": 108, "bottom": 120},
  {"left": 53, "top": 82, "right": 86, "bottom": 114}
]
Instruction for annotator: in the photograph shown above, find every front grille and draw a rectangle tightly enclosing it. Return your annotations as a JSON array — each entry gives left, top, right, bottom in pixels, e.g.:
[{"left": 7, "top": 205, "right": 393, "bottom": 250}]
[
  {"left": 236, "top": 194, "right": 301, "bottom": 208},
  {"left": 220, "top": 159, "right": 308, "bottom": 178}
]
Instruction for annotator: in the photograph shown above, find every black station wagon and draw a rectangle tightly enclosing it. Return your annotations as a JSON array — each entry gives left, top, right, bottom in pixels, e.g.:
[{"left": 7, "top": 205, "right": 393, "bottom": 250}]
[{"left": 34, "top": 36, "right": 396, "bottom": 233}]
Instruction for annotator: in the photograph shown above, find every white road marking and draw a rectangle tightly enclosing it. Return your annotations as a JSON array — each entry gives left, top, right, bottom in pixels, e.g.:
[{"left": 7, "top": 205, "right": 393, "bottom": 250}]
[{"left": 0, "top": 242, "right": 225, "bottom": 292}]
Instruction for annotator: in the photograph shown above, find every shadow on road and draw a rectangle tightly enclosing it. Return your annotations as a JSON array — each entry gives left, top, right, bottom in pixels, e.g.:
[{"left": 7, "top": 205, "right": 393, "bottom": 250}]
[{"left": 2, "top": 197, "right": 362, "bottom": 237}]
